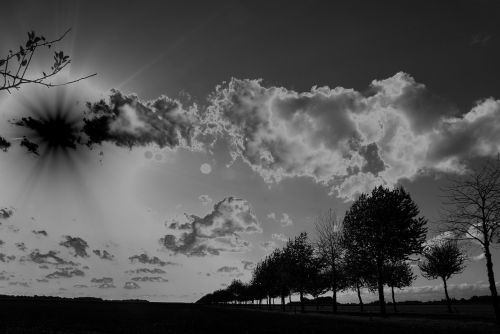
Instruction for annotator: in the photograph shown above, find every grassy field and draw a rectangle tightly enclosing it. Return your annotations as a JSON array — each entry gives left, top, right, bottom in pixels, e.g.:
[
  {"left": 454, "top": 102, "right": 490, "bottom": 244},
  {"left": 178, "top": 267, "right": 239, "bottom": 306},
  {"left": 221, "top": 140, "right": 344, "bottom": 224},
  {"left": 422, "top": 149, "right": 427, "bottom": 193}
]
[
  {"left": 235, "top": 303, "right": 496, "bottom": 320},
  {"left": 0, "top": 300, "right": 497, "bottom": 333}
]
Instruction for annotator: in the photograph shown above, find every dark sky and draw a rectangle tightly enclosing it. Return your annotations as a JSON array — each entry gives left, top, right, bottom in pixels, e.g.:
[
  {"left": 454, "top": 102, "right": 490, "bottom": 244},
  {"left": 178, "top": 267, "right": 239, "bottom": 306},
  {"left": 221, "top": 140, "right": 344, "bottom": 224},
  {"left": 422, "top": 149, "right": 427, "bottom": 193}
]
[{"left": 3, "top": 0, "right": 499, "bottom": 108}]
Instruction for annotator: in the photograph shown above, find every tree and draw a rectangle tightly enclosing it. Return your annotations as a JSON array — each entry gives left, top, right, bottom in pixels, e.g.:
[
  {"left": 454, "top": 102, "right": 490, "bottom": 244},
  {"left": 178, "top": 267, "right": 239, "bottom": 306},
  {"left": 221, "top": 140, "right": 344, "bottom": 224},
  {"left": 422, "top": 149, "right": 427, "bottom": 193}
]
[
  {"left": 227, "top": 279, "right": 246, "bottom": 304},
  {"left": 285, "top": 232, "right": 319, "bottom": 312},
  {"left": 384, "top": 261, "right": 415, "bottom": 313},
  {"left": 343, "top": 186, "right": 427, "bottom": 315},
  {"left": 441, "top": 157, "right": 500, "bottom": 322},
  {"left": 418, "top": 240, "right": 466, "bottom": 313},
  {"left": 1, "top": 29, "right": 96, "bottom": 93},
  {"left": 268, "top": 248, "right": 292, "bottom": 311},
  {"left": 315, "top": 209, "right": 345, "bottom": 313}
]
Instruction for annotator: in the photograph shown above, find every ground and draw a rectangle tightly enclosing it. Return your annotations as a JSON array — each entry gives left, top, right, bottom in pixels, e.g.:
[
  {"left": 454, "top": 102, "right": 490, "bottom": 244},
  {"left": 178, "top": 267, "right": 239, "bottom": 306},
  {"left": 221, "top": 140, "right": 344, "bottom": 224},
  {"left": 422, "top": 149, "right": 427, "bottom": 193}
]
[{"left": 0, "top": 300, "right": 497, "bottom": 333}]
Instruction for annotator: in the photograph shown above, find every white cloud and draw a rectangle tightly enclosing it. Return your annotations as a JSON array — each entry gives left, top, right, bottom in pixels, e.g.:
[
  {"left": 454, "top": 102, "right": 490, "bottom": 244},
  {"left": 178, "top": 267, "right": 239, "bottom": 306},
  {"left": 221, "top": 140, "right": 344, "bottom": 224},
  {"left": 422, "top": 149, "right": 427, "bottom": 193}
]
[
  {"left": 267, "top": 212, "right": 293, "bottom": 227},
  {"left": 198, "top": 194, "right": 213, "bottom": 207},
  {"left": 161, "top": 197, "right": 262, "bottom": 256},
  {"left": 280, "top": 213, "right": 293, "bottom": 227},
  {"left": 260, "top": 241, "right": 277, "bottom": 252},
  {"left": 202, "top": 74, "right": 500, "bottom": 200},
  {"left": 271, "top": 233, "right": 288, "bottom": 242}
]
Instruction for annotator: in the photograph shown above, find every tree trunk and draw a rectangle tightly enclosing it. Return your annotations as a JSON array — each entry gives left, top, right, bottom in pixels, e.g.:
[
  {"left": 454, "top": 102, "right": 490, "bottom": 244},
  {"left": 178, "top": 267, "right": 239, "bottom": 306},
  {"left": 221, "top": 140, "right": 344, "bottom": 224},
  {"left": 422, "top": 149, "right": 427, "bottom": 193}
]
[
  {"left": 332, "top": 289, "right": 337, "bottom": 313},
  {"left": 300, "top": 290, "right": 304, "bottom": 313},
  {"left": 442, "top": 277, "right": 452, "bottom": 313},
  {"left": 377, "top": 260, "right": 386, "bottom": 316},
  {"left": 391, "top": 286, "right": 397, "bottom": 313},
  {"left": 332, "top": 257, "right": 338, "bottom": 314},
  {"left": 356, "top": 281, "right": 364, "bottom": 312},
  {"left": 484, "top": 244, "right": 500, "bottom": 323},
  {"left": 281, "top": 295, "right": 285, "bottom": 312}
]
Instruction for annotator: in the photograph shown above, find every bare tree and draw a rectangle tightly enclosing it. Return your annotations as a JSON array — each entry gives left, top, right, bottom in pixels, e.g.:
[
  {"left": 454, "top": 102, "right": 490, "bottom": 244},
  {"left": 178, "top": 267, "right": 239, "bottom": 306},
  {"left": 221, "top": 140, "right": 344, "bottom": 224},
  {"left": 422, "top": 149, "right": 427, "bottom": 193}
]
[
  {"left": 315, "top": 209, "right": 345, "bottom": 313},
  {"left": 1, "top": 29, "right": 96, "bottom": 93},
  {"left": 441, "top": 157, "right": 500, "bottom": 322},
  {"left": 418, "top": 240, "right": 466, "bottom": 313}
]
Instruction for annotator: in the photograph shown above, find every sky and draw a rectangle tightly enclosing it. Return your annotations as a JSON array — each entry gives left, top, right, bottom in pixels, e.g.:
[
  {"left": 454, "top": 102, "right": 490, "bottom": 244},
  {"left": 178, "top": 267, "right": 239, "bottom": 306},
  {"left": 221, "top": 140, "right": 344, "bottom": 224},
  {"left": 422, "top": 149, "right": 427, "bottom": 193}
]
[{"left": 0, "top": 0, "right": 500, "bottom": 303}]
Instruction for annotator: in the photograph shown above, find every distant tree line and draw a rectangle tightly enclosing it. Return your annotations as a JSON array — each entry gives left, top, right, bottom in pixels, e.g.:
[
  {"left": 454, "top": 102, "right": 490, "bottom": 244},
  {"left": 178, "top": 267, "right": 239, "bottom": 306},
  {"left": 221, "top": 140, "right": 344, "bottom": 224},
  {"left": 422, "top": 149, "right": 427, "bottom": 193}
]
[{"left": 198, "top": 159, "right": 500, "bottom": 324}]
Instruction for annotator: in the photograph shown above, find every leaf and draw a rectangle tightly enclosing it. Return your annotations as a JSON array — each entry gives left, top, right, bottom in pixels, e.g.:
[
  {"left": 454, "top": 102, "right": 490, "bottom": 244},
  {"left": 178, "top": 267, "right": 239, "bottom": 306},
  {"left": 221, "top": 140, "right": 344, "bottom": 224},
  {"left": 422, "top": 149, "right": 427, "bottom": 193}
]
[
  {"left": 0, "top": 59, "right": 5, "bottom": 66},
  {"left": 21, "top": 59, "right": 27, "bottom": 66}
]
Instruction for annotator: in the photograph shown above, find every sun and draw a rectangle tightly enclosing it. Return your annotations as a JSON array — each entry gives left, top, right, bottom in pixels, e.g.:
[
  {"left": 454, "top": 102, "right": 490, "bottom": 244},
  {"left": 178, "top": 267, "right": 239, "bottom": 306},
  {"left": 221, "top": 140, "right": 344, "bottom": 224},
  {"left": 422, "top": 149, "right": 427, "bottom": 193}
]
[{"left": 6, "top": 87, "right": 97, "bottom": 174}]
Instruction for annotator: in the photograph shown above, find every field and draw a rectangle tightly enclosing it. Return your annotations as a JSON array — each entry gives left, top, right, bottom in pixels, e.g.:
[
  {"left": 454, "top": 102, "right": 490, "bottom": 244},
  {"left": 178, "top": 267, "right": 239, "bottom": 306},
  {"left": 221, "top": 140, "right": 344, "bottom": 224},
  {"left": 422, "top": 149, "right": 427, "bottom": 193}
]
[{"left": 0, "top": 300, "right": 498, "bottom": 333}]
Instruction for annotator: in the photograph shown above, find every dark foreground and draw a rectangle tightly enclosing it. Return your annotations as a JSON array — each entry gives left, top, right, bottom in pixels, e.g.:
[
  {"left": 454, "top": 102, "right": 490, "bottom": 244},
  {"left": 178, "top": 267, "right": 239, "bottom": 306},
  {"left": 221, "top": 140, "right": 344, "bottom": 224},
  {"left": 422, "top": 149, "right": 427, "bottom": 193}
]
[{"left": 0, "top": 300, "right": 497, "bottom": 333}]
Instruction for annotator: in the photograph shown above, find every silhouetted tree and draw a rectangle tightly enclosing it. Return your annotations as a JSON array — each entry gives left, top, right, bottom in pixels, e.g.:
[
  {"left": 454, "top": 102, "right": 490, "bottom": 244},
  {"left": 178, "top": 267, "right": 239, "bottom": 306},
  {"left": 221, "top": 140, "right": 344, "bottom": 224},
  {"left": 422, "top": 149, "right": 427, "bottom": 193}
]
[
  {"left": 384, "top": 261, "right": 415, "bottom": 312},
  {"left": 441, "top": 157, "right": 500, "bottom": 322},
  {"left": 227, "top": 279, "right": 246, "bottom": 304},
  {"left": 286, "top": 232, "right": 318, "bottom": 312},
  {"left": 305, "top": 260, "right": 330, "bottom": 311},
  {"left": 266, "top": 248, "right": 292, "bottom": 311},
  {"left": 315, "top": 209, "right": 345, "bottom": 313},
  {"left": 342, "top": 250, "right": 377, "bottom": 312},
  {"left": 343, "top": 186, "right": 427, "bottom": 315},
  {"left": 418, "top": 240, "right": 466, "bottom": 313},
  {"left": 1, "top": 29, "right": 96, "bottom": 93}
]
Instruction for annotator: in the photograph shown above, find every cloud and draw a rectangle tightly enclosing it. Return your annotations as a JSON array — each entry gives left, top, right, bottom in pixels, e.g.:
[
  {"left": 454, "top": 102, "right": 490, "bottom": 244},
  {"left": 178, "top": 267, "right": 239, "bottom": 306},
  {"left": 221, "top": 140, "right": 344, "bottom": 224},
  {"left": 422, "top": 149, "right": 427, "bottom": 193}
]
[
  {"left": 271, "top": 233, "right": 288, "bottom": 242},
  {"left": 424, "top": 231, "right": 456, "bottom": 248},
  {"left": 93, "top": 249, "right": 114, "bottom": 261},
  {"left": 9, "top": 281, "right": 29, "bottom": 287},
  {"left": 26, "top": 250, "right": 76, "bottom": 266},
  {"left": 60, "top": 236, "right": 89, "bottom": 258},
  {"left": 0, "top": 135, "right": 11, "bottom": 152},
  {"left": 216, "top": 266, "right": 238, "bottom": 273},
  {"left": 199, "top": 194, "right": 213, "bottom": 207},
  {"left": 471, "top": 253, "right": 485, "bottom": 261},
  {"left": 98, "top": 283, "right": 116, "bottom": 289},
  {"left": 241, "top": 260, "right": 254, "bottom": 271},
  {"left": 0, "top": 254, "right": 15, "bottom": 262},
  {"left": 130, "top": 276, "right": 168, "bottom": 282},
  {"left": 46, "top": 268, "right": 85, "bottom": 279},
  {"left": 260, "top": 241, "right": 277, "bottom": 252},
  {"left": 279, "top": 213, "right": 293, "bottom": 227},
  {"left": 267, "top": 212, "right": 293, "bottom": 227},
  {"left": 0, "top": 271, "right": 13, "bottom": 281},
  {"left": 200, "top": 163, "right": 212, "bottom": 174},
  {"left": 470, "top": 33, "right": 492, "bottom": 47},
  {"left": 128, "top": 253, "right": 175, "bottom": 267},
  {"left": 124, "top": 281, "right": 140, "bottom": 289},
  {"left": 0, "top": 208, "right": 14, "bottom": 220},
  {"left": 83, "top": 89, "right": 201, "bottom": 151},
  {"left": 32, "top": 230, "right": 48, "bottom": 237},
  {"left": 125, "top": 268, "right": 167, "bottom": 274},
  {"left": 15, "top": 242, "right": 27, "bottom": 251},
  {"left": 91, "top": 277, "right": 114, "bottom": 284},
  {"left": 160, "top": 197, "right": 262, "bottom": 256},
  {"left": 74, "top": 284, "right": 88, "bottom": 288},
  {"left": 202, "top": 74, "right": 500, "bottom": 200}
]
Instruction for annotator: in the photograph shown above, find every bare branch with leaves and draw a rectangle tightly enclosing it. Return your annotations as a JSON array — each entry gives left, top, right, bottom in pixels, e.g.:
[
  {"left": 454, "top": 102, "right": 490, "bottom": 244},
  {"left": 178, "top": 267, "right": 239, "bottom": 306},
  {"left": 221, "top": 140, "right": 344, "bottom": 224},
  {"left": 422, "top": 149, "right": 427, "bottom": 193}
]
[{"left": 1, "top": 29, "right": 96, "bottom": 93}]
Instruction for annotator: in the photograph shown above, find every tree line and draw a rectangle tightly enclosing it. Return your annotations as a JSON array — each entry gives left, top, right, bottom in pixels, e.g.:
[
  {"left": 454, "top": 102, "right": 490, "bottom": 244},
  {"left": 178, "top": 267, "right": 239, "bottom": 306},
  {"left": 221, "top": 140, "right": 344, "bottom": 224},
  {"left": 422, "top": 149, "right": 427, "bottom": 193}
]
[{"left": 198, "top": 158, "right": 500, "bottom": 324}]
